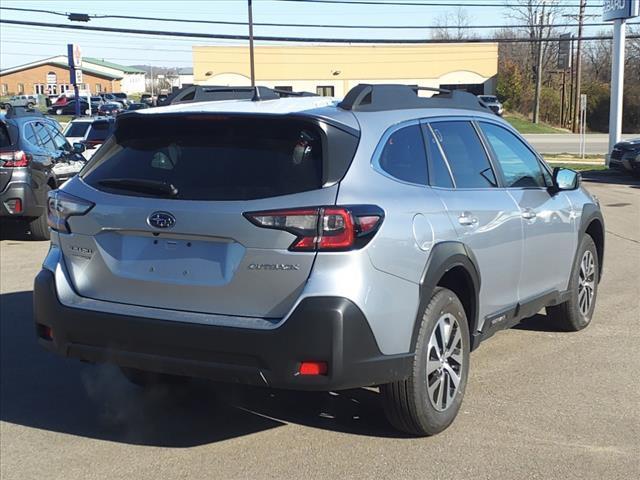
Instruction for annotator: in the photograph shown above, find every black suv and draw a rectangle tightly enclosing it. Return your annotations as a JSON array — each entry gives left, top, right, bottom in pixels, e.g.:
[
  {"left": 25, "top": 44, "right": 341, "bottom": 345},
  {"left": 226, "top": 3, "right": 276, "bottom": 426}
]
[{"left": 0, "top": 108, "right": 86, "bottom": 240}]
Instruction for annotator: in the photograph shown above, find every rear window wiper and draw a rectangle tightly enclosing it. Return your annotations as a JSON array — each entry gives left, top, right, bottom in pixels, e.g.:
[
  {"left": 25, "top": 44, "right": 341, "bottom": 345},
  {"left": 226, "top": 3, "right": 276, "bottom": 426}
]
[{"left": 97, "top": 178, "right": 179, "bottom": 197}]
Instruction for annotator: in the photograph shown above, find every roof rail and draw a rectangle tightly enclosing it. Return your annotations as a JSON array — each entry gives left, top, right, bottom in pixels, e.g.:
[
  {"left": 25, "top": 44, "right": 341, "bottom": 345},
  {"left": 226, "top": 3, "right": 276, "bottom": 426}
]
[
  {"left": 338, "top": 83, "right": 490, "bottom": 113},
  {"left": 2, "top": 105, "right": 44, "bottom": 119},
  {"left": 164, "top": 85, "right": 318, "bottom": 105}
]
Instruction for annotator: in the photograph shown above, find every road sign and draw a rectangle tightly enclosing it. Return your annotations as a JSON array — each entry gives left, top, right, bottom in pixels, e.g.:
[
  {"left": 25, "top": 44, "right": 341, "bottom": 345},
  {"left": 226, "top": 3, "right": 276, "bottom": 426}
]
[
  {"left": 558, "top": 33, "right": 572, "bottom": 70},
  {"left": 73, "top": 44, "right": 82, "bottom": 68},
  {"left": 75, "top": 69, "right": 83, "bottom": 85},
  {"left": 603, "top": 0, "right": 639, "bottom": 21}
]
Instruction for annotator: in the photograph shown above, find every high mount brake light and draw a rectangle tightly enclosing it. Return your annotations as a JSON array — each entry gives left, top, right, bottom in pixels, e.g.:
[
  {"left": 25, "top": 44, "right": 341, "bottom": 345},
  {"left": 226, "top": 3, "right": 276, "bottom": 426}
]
[
  {"left": 47, "top": 190, "right": 95, "bottom": 234},
  {"left": 0, "top": 150, "right": 30, "bottom": 167},
  {"left": 244, "top": 205, "right": 384, "bottom": 252}
]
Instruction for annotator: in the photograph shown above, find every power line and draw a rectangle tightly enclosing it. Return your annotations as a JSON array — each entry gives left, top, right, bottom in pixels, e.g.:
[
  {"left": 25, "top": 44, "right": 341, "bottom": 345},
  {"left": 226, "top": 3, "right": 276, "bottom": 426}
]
[
  {"left": 270, "top": 0, "right": 604, "bottom": 7},
  {"left": 2, "top": 19, "right": 636, "bottom": 44},
  {"left": 2, "top": 6, "right": 632, "bottom": 31}
]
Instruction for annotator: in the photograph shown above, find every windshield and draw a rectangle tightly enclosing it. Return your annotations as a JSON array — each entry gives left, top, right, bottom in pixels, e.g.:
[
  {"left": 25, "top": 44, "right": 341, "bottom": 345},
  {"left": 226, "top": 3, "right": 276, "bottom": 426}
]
[{"left": 480, "top": 96, "right": 497, "bottom": 103}]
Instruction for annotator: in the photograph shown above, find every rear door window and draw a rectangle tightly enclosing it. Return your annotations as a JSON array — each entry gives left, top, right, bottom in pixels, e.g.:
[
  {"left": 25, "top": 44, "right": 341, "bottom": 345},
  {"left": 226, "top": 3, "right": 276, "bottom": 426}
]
[
  {"left": 82, "top": 115, "right": 329, "bottom": 200},
  {"left": 33, "top": 122, "right": 56, "bottom": 151},
  {"left": 378, "top": 124, "right": 428, "bottom": 185},
  {"left": 423, "top": 125, "right": 453, "bottom": 188},
  {"left": 430, "top": 121, "right": 497, "bottom": 188}
]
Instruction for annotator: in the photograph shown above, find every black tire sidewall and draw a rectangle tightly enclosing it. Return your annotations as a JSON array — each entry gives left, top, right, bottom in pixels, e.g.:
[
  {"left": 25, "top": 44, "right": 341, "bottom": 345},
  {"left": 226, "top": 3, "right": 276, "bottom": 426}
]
[
  {"left": 570, "top": 235, "right": 599, "bottom": 328},
  {"left": 411, "top": 288, "right": 471, "bottom": 433}
]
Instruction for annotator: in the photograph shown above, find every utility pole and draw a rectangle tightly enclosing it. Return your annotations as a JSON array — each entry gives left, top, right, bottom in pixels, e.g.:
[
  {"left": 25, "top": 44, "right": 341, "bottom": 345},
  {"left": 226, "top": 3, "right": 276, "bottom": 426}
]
[
  {"left": 571, "top": 0, "right": 586, "bottom": 133},
  {"left": 533, "top": 6, "right": 546, "bottom": 124},
  {"left": 248, "top": 0, "right": 256, "bottom": 87}
]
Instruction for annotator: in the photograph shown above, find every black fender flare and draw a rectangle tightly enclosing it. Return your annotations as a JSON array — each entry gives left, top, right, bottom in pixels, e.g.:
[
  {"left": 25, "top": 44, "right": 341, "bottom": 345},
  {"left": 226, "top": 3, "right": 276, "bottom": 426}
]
[
  {"left": 410, "top": 241, "right": 481, "bottom": 352},
  {"left": 578, "top": 203, "right": 605, "bottom": 281}
]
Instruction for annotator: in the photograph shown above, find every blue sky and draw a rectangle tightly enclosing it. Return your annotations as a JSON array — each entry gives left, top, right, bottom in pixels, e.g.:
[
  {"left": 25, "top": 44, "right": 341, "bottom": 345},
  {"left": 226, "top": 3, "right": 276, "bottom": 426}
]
[{"left": 0, "top": 0, "right": 613, "bottom": 69}]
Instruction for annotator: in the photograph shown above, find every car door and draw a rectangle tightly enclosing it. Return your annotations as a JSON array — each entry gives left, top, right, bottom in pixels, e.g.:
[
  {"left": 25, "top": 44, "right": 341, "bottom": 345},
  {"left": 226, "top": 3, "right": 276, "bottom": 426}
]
[
  {"left": 477, "top": 121, "right": 576, "bottom": 301},
  {"left": 426, "top": 119, "right": 523, "bottom": 330}
]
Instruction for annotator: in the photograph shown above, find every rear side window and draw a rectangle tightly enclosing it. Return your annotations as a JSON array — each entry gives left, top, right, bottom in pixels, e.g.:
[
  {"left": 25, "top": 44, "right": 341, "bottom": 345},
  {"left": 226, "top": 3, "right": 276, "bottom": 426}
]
[
  {"left": 33, "top": 122, "right": 56, "bottom": 151},
  {"left": 82, "top": 115, "right": 329, "bottom": 200},
  {"left": 430, "top": 121, "right": 497, "bottom": 188},
  {"left": 378, "top": 124, "right": 428, "bottom": 185},
  {"left": 479, "top": 122, "right": 550, "bottom": 188}
]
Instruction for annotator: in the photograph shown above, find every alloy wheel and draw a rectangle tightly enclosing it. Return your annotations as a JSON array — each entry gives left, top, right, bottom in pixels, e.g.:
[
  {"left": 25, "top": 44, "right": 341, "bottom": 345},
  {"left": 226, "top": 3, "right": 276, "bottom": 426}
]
[
  {"left": 426, "top": 313, "right": 464, "bottom": 412},
  {"left": 578, "top": 250, "right": 596, "bottom": 317}
]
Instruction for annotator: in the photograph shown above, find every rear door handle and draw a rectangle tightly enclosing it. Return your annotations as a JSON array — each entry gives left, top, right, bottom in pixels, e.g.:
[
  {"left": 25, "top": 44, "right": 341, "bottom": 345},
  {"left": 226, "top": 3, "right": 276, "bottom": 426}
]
[
  {"left": 522, "top": 208, "right": 537, "bottom": 220},
  {"left": 458, "top": 212, "right": 478, "bottom": 226}
]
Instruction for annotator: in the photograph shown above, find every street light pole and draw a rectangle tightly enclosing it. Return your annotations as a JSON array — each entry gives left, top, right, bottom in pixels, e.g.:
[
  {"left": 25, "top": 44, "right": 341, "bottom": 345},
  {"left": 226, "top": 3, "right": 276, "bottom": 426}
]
[
  {"left": 248, "top": 0, "right": 256, "bottom": 87},
  {"left": 571, "top": 0, "right": 586, "bottom": 133},
  {"left": 608, "top": 18, "right": 626, "bottom": 164}
]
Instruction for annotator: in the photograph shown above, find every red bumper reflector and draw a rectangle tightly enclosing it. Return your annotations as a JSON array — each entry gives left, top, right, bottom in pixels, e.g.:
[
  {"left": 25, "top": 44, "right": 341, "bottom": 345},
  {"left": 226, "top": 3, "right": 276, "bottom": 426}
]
[
  {"left": 6, "top": 198, "right": 22, "bottom": 214},
  {"left": 299, "top": 361, "right": 328, "bottom": 376},
  {"left": 37, "top": 324, "right": 53, "bottom": 340}
]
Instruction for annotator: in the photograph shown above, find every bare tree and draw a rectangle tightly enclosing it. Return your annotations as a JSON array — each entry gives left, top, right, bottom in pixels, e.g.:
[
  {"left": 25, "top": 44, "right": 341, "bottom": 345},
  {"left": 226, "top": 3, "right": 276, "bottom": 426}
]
[{"left": 432, "top": 7, "right": 476, "bottom": 40}]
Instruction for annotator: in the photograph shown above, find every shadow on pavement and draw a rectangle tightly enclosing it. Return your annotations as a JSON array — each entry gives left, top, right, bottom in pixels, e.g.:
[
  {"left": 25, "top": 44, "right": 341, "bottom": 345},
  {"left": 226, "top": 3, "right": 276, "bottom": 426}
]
[
  {"left": 0, "top": 290, "right": 404, "bottom": 447},
  {"left": 580, "top": 169, "right": 640, "bottom": 187},
  {"left": 512, "top": 313, "right": 567, "bottom": 333}
]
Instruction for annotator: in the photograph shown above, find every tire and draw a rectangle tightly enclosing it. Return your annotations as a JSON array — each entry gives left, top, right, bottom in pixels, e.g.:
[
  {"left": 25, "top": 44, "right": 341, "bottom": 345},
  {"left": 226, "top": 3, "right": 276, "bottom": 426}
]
[
  {"left": 547, "top": 234, "right": 599, "bottom": 331},
  {"left": 28, "top": 184, "right": 51, "bottom": 241},
  {"left": 27, "top": 102, "right": 35, "bottom": 109},
  {"left": 381, "top": 287, "right": 470, "bottom": 436},
  {"left": 120, "top": 367, "right": 190, "bottom": 389}
]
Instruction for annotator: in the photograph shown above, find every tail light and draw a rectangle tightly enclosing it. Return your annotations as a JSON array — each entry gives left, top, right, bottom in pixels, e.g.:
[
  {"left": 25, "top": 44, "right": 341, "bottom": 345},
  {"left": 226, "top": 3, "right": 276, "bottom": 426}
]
[
  {"left": 47, "top": 190, "right": 94, "bottom": 234},
  {"left": 244, "top": 205, "right": 384, "bottom": 252},
  {"left": 0, "top": 150, "right": 30, "bottom": 167}
]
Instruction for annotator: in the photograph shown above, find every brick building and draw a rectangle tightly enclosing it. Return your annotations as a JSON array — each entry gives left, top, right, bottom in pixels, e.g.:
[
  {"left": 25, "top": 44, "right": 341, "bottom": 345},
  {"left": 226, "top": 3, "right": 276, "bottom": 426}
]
[{"left": 0, "top": 55, "right": 146, "bottom": 97}]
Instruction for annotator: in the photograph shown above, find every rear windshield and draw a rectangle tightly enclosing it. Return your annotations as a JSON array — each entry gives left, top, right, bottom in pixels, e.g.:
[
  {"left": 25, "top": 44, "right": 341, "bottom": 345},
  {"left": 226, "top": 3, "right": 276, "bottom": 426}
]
[
  {"left": 65, "top": 122, "right": 91, "bottom": 138},
  {"left": 81, "top": 115, "right": 327, "bottom": 200},
  {"left": 0, "top": 123, "right": 12, "bottom": 148},
  {"left": 86, "top": 121, "right": 114, "bottom": 141}
]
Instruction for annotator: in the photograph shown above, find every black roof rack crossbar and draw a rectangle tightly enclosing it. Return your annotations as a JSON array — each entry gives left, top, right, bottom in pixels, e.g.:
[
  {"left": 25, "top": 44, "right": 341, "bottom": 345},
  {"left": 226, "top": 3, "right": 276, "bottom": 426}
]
[
  {"left": 337, "top": 83, "right": 488, "bottom": 113},
  {"left": 164, "top": 85, "right": 318, "bottom": 105}
]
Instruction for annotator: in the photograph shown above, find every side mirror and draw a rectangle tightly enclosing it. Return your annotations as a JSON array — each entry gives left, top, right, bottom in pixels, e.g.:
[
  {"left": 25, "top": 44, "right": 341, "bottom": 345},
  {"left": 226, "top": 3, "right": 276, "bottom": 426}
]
[
  {"left": 552, "top": 167, "right": 580, "bottom": 192},
  {"left": 73, "top": 142, "right": 86, "bottom": 154}
]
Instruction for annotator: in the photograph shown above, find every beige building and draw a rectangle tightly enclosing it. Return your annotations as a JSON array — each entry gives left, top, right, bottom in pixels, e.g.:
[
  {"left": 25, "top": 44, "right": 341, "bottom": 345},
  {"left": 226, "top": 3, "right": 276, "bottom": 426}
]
[{"left": 193, "top": 44, "right": 498, "bottom": 97}]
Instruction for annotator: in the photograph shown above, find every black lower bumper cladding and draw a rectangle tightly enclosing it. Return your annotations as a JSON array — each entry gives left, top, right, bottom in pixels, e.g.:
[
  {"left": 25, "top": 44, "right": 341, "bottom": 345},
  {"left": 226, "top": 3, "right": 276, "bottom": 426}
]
[{"left": 33, "top": 269, "right": 412, "bottom": 391}]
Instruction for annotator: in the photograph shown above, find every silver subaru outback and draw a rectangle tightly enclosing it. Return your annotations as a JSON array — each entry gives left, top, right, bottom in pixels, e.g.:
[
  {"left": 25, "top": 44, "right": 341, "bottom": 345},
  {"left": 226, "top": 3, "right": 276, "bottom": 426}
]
[{"left": 34, "top": 84, "right": 604, "bottom": 436}]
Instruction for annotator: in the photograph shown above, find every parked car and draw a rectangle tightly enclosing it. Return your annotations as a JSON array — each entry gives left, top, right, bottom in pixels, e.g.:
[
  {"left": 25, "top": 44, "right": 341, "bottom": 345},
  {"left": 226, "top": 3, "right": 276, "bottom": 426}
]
[
  {"left": 155, "top": 93, "right": 169, "bottom": 106},
  {"left": 0, "top": 107, "right": 86, "bottom": 239},
  {"left": 140, "top": 93, "right": 154, "bottom": 106},
  {"left": 62, "top": 117, "right": 116, "bottom": 160},
  {"left": 48, "top": 100, "right": 93, "bottom": 116},
  {"left": 609, "top": 137, "right": 640, "bottom": 176},
  {"left": 34, "top": 84, "right": 604, "bottom": 436},
  {"left": 126, "top": 102, "right": 149, "bottom": 111},
  {"left": 1, "top": 95, "right": 39, "bottom": 110},
  {"left": 97, "top": 102, "right": 123, "bottom": 116},
  {"left": 99, "top": 93, "right": 125, "bottom": 108},
  {"left": 112, "top": 92, "right": 130, "bottom": 106},
  {"left": 478, "top": 95, "right": 504, "bottom": 116},
  {"left": 90, "top": 96, "right": 105, "bottom": 106}
]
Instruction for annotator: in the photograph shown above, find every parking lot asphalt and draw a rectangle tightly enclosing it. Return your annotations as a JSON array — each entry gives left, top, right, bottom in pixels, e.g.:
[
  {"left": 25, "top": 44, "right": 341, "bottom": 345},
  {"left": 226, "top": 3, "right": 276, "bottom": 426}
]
[{"left": 1, "top": 170, "right": 639, "bottom": 480}]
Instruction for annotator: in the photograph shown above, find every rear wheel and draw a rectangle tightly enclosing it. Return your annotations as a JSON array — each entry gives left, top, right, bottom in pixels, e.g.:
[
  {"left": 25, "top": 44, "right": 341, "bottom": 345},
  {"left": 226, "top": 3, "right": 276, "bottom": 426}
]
[
  {"left": 120, "top": 367, "right": 190, "bottom": 389},
  {"left": 381, "top": 287, "right": 470, "bottom": 436},
  {"left": 547, "top": 235, "right": 599, "bottom": 331}
]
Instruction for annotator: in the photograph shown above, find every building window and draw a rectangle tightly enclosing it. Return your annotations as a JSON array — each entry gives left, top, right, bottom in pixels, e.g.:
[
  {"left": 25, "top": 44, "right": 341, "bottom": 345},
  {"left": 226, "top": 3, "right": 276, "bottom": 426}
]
[
  {"left": 316, "top": 86, "right": 335, "bottom": 97},
  {"left": 1, "top": 84, "right": 8, "bottom": 95},
  {"left": 95, "top": 84, "right": 102, "bottom": 93},
  {"left": 47, "top": 84, "right": 58, "bottom": 95},
  {"left": 17, "top": 83, "right": 25, "bottom": 94},
  {"left": 275, "top": 86, "right": 293, "bottom": 92},
  {"left": 59, "top": 84, "right": 69, "bottom": 93},
  {"left": 34, "top": 84, "right": 45, "bottom": 95}
]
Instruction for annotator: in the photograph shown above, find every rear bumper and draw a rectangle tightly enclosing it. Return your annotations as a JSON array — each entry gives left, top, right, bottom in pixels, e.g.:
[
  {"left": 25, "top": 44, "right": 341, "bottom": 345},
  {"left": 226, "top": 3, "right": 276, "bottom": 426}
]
[
  {"left": 0, "top": 181, "right": 42, "bottom": 218},
  {"left": 34, "top": 268, "right": 412, "bottom": 391}
]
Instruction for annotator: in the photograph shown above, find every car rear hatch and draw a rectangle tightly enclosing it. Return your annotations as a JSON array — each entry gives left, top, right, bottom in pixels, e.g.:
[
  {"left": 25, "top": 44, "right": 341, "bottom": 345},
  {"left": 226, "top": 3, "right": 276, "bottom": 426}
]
[
  {"left": 0, "top": 121, "right": 19, "bottom": 191},
  {"left": 59, "top": 112, "right": 359, "bottom": 319}
]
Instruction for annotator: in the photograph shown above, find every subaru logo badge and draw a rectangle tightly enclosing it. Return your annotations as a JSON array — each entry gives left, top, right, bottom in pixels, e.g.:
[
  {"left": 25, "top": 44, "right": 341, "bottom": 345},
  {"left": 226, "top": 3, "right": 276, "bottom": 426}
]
[{"left": 148, "top": 211, "right": 176, "bottom": 229}]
